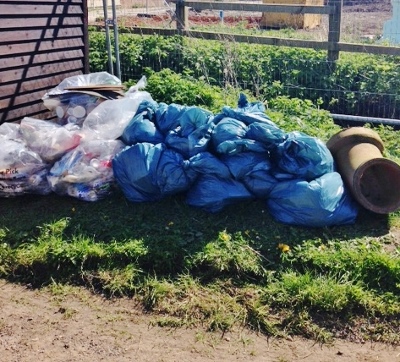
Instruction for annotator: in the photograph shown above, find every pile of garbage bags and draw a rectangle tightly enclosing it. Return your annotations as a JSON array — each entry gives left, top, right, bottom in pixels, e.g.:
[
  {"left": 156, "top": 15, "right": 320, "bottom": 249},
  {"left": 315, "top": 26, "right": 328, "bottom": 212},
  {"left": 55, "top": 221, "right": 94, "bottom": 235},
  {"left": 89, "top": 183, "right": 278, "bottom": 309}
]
[{"left": 0, "top": 72, "right": 359, "bottom": 227}]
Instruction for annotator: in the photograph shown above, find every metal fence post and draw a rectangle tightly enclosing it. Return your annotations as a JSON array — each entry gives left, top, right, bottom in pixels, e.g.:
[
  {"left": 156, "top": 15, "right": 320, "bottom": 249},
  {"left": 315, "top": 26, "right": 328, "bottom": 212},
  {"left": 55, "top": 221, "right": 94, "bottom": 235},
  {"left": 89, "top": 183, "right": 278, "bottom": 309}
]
[
  {"left": 102, "top": 0, "right": 114, "bottom": 75},
  {"left": 327, "top": 0, "right": 342, "bottom": 63},
  {"left": 175, "top": 0, "right": 188, "bottom": 32},
  {"left": 111, "top": 0, "right": 121, "bottom": 80}
]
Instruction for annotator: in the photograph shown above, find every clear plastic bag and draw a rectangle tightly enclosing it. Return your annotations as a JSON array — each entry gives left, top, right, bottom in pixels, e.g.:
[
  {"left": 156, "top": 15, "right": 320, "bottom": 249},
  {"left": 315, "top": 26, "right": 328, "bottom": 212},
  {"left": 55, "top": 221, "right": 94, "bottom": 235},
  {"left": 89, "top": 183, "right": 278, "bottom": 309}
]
[
  {"left": 20, "top": 117, "right": 82, "bottom": 163},
  {"left": 0, "top": 122, "right": 22, "bottom": 140},
  {"left": 53, "top": 93, "right": 103, "bottom": 126},
  {"left": 42, "top": 72, "right": 122, "bottom": 126},
  {"left": 0, "top": 138, "right": 51, "bottom": 197},
  {"left": 81, "top": 94, "right": 154, "bottom": 141},
  {"left": 42, "top": 72, "right": 121, "bottom": 99},
  {"left": 48, "top": 139, "right": 125, "bottom": 201}
]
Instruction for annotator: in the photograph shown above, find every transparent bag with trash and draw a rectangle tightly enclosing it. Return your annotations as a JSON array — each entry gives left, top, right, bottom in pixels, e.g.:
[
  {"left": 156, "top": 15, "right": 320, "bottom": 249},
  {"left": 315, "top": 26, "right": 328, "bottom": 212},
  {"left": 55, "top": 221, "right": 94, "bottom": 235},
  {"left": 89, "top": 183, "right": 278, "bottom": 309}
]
[
  {"left": 47, "top": 139, "right": 125, "bottom": 201},
  {"left": 20, "top": 117, "right": 82, "bottom": 163},
  {"left": 41, "top": 72, "right": 123, "bottom": 126},
  {"left": 53, "top": 93, "right": 102, "bottom": 126},
  {"left": 0, "top": 121, "right": 21, "bottom": 140},
  {"left": 42, "top": 72, "right": 121, "bottom": 98},
  {"left": 0, "top": 138, "right": 51, "bottom": 197},
  {"left": 81, "top": 92, "right": 154, "bottom": 141}
]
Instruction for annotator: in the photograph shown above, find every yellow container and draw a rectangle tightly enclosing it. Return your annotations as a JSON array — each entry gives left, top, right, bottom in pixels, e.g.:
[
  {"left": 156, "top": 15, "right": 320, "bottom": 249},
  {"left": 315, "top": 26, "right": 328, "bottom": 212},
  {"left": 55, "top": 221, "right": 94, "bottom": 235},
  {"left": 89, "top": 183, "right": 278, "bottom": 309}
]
[{"left": 260, "top": 0, "right": 324, "bottom": 29}]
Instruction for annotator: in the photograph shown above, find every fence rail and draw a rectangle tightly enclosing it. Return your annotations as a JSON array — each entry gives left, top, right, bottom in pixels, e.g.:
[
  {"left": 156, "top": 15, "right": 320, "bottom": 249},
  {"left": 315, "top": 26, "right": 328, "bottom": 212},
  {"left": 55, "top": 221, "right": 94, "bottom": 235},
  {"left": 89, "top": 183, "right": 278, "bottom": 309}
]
[{"left": 150, "top": 0, "right": 400, "bottom": 62}]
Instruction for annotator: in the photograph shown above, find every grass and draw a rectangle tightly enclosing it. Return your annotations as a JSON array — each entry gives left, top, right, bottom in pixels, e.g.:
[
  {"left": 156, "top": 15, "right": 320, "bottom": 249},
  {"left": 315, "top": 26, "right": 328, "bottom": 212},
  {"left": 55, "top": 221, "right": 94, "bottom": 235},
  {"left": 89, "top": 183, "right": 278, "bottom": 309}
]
[
  {"left": 0, "top": 96, "right": 400, "bottom": 344},
  {"left": 1, "top": 184, "right": 400, "bottom": 343}
]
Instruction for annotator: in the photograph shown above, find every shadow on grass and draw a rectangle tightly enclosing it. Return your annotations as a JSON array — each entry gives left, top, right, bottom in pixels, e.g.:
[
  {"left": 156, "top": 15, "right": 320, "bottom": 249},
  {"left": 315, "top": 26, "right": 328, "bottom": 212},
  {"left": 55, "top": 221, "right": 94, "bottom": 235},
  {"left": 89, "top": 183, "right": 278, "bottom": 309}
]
[
  {"left": 0, "top": 189, "right": 391, "bottom": 283},
  {"left": 0, "top": 190, "right": 390, "bottom": 240}
]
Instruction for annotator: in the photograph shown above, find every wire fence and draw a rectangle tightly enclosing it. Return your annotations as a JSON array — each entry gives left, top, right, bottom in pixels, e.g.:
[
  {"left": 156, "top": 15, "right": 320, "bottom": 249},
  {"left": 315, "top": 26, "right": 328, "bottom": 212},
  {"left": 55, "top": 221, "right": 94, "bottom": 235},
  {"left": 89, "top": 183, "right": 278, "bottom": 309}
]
[{"left": 89, "top": 0, "right": 400, "bottom": 120}]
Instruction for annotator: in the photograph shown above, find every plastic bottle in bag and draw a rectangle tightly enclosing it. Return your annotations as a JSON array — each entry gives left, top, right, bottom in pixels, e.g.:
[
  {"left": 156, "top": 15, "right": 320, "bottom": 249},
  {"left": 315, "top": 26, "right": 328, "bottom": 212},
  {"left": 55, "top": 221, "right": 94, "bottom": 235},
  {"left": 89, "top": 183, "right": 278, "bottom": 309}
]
[{"left": 67, "top": 184, "right": 98, "bottom": 202}]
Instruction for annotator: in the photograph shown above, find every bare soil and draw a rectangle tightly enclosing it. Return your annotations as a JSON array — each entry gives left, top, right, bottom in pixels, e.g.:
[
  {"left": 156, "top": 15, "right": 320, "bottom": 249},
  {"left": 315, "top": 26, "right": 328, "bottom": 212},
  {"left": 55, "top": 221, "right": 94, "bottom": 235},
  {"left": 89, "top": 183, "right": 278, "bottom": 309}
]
[{"left": 1, "top": 280, "right": 400, "bottom": 362}]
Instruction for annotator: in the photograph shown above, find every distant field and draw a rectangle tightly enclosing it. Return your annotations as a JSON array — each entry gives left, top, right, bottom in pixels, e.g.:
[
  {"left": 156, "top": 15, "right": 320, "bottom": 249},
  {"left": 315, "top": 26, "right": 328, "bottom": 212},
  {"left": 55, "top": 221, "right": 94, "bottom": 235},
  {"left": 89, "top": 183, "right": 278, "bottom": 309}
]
[{"left": 121, "top": 0, "right": 166, "bottom": 8}]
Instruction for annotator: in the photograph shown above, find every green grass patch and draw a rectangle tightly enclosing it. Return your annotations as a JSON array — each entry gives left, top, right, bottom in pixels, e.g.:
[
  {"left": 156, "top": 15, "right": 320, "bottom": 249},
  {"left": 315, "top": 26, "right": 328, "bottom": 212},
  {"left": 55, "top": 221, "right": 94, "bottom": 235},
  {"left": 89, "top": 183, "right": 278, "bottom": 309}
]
[{"left": 1, "top": 188, "right": 400, "bottom": 343}]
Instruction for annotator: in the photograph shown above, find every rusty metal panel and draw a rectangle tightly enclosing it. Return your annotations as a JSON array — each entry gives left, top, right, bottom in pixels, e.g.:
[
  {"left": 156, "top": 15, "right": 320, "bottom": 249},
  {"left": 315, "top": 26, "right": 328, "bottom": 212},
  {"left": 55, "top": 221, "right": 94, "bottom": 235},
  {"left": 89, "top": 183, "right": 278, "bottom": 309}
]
[{"left": 0, "top": 0, "right": 88, "bottom": 123}]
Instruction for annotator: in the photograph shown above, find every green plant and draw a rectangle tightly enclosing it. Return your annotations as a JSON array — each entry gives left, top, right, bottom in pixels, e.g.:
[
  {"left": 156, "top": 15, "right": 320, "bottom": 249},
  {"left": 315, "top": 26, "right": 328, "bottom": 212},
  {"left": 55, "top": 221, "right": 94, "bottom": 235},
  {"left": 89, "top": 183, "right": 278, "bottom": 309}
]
[
  {"left": 89, "top": 31, "right": 400, "bottom": 118},
  {"left": 125, "top": 68, "right": 246, "bottom": 113}
]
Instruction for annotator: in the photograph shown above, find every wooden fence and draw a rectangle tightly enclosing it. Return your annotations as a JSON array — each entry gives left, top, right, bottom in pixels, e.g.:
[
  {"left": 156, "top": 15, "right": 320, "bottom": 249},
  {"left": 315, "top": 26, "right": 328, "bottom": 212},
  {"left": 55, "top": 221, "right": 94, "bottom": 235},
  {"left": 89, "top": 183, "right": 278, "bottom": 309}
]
[
  {"left": 130, "top": 0, "right": 400, "bottom": 61},
  {"left": 0, "top": 0, "right": 89, "bottom": 124}
]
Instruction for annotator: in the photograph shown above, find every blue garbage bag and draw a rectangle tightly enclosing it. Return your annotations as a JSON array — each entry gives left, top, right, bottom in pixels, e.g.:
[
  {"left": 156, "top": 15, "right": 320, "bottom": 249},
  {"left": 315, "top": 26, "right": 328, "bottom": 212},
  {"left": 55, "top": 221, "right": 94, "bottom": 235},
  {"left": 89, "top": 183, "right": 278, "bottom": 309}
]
[
  {"left": 121, "top": 111, "right": 164, "bottom": 145},
  {"left": 112, "top": 143, "right": 164, "bottom": 202},
  {"left": 155, "top": 103, "right": 186, "bottom": 135},
  {"left": 212, "top": 117, "right": 272, "bottom": 155},
  {"left": 155, "top": 147, "right": 196, "bottom": 195},
  {"left": 243, "top": 161, "right": 279, "bottom": 198},
  {"left": 267, "top": 172, "right": 359, "bottom": 227},
  {"left": 221, "top": 152, "right": 269, "bottom": 180},
  {"left": 177, "top": 106, "right": 213, "bottom": 137},
  {"left": 186, "top": 174, "right": 254, "bottom": 213},
  {"left": 212, "top": 117, "right": 247, "bottom": 144},
  {"left": 216, "top": 139, "right": 268, "bottom": 155},
  {"left": 135, "top": 99, "right": 159, "bottom": 120},
  {"left": 272, "top": 131, "right": 334, "bottom": 181},
  {"left": 185, "top": 152, "right": 232, "bottom": 179},
  {"left": 221, "top": 152, "right": 278, "bottom": 198},
  {"left": 165, "top": 121, "right": 214, "bottom": 159},
  {"left": 213, "top": 93, "right": 275, "bottom": 126},
  {"left": 112, "top": 142, "right": 194, "bottom": 202},
  {"left": 246, "top": 122, "right": 287, "bottom": 150},
  {"left": 211, "top": 117, "right": 247, "bottom": 151},
  {"left": 185, "top": 151, "right": 254, "bottom": 212}
]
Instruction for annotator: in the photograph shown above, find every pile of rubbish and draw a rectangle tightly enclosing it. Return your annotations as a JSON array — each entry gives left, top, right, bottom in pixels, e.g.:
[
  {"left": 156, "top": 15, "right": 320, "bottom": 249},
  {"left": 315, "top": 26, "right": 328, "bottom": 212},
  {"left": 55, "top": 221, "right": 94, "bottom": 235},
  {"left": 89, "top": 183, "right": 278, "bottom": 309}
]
[{"left": 0, "top": 72, "right": 359, "bottom": 227}]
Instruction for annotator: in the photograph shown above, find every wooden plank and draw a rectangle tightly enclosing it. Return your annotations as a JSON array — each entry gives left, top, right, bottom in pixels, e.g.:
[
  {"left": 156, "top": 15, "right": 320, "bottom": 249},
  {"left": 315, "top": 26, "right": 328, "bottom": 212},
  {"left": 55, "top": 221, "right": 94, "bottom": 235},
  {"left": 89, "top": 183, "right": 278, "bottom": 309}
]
[
  {"left": 1, "top": 92, "right": 42, "bottom": 109},
  {"left": 0, "top": 0, "right": 82, "bottom": 4},
  {"left": 5, "top": 110, "right": 55, "bottom": 123},
  {"left": 125, "top": 27, "right": 400, "bottom": 57},
  {"left": 0, "top": 60, "right": 84, "bottom": 89},
  {"left": 0, "top": 99, "right": 9, "bottom": 110},
  {"left": 0, "top": 27, "right": 83, "bottom": 44},
  {"left": 171, "top": 1, "right": 334, "bottom": 14},
  {"left": 1, "top": 99, "right": 47, "bottom": 116},
  {"left": 1, "top": 38, "right": 84, "bottom": 57},
  {"left": 5, "top": 69, "right": 84, "bottom": 97},
  {"left": 14, "top": 109, "right": 55, "bottom": 122},
  {"left": 1, "top": 102, "right": 52, "bottom": 123},
  {"left": 327, "top": 0, "right": 342, "bottom": 62},
  {"left": 0, "top": 49, "right": 84, "bottom": 69},
  {"left": 0, "top": 4, "right": 83, "bottom": 15},
  {"left": 0, "top": 61, "right": 83, "bottom": 98},
  {"left": 0, "top": 16, "right": 83, "bottom": 29},
  {"left": 338, "top": 42, "right": 400, "bottom": 56}
]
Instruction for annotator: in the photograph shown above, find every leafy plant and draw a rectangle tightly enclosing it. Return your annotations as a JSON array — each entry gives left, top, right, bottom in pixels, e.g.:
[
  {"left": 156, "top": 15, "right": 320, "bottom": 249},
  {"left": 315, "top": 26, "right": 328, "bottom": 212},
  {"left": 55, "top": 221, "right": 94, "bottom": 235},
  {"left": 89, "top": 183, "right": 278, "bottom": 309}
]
[{"left": 89, "top": 31, "right": 400, "bottom": 118}]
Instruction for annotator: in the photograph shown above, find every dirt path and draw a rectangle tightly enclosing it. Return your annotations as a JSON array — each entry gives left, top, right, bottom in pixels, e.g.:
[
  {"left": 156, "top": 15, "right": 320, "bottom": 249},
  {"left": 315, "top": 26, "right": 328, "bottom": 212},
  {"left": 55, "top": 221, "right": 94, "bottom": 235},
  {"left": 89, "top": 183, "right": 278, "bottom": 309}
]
[{"left": 1, "top": 280, "right": 399, "bottom": 362}]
